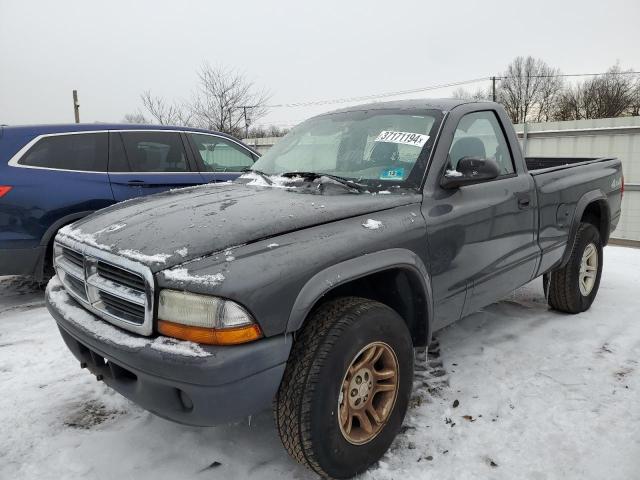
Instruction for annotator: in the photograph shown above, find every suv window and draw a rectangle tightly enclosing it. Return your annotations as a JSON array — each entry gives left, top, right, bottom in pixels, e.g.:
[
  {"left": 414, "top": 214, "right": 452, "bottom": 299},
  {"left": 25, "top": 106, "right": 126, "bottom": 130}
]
[
  {"left": 448, "top": 111, "right": 515, "bottom": 175},
  {"left": 190, "top": 134, "right": 255, "bottom": 172},
  {"left": 18, "top": 133, "right": 108, "bottom": 171},
  {"left": 109, "top": 131, "right": 190, "bottom": 172}
]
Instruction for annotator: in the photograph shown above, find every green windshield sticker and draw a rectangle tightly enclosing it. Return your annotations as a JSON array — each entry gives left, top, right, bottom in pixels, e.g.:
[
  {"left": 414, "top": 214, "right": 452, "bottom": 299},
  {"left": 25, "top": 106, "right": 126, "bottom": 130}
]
[{"left": 380, "top": 167, "right": 405, "bottom": 180}]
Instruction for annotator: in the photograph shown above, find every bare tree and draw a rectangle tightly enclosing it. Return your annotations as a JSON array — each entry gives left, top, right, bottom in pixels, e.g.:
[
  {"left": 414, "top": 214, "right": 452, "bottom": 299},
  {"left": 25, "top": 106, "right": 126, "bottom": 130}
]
[
  {"left": 122, "top": 112, "right": 149, "bottom": 124},
  {"left": 552, "top": 85, "right": 582, "bottom": 121},
  {"left": 190, "top": 64, "right": 270, "bottom": 136},
  {"left": 140, "top": 90, "right": 193, "bottom": 126},
  {"left": 580, "top": 65, "right": 637, "bottom": 118},
  {"left": 552, "top": 65, "right": 639, "bottom": 120},
  {"left": 498, "top": 56, "right": 563, "bottom": 123},
  {"left": 629, "top": 81, "right": 640, "bottom": 116},
  {"left": 248, "top": 124, "right": 290, "bottom": 138},
  {"left": 451, "top": 86, "right": 491, "bottom": 101}
]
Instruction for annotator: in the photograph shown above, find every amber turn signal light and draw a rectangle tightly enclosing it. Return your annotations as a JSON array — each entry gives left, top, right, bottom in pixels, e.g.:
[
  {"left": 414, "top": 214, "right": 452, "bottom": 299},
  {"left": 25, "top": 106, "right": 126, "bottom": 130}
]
[{"left": 158, "top": 320, "right": 263, "bottom": 345}]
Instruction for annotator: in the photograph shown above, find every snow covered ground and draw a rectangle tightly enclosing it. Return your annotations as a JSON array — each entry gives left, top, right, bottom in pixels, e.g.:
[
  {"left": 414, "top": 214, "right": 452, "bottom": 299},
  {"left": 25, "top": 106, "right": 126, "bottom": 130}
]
[{"left": 1, "top": 246, "right": 639, "bottom": 479}]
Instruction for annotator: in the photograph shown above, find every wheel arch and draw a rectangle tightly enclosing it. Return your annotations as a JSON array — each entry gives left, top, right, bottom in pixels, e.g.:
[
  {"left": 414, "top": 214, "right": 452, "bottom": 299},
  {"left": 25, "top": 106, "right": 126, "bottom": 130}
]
[
  {"left": 560, "top": 190, "right": 610, "bottom": 268},
  {"left": 286, "top": 248, "right": 433, "bottom": 347},
  {"left": 34, "top": 210, "right": 95, "bottom": 281}
]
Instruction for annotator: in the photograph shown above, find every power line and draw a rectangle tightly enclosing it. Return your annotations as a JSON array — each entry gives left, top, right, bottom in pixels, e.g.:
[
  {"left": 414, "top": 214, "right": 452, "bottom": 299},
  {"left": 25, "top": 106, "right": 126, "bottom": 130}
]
[
  {"left": 265, "top": 77, "right": 488, "bottom": 108},
  {"left": 495, "top": 71, "right": 640, "bottom": 79},
  {"left": 265, "top": 70, "right": 640, "bottom": 110}
]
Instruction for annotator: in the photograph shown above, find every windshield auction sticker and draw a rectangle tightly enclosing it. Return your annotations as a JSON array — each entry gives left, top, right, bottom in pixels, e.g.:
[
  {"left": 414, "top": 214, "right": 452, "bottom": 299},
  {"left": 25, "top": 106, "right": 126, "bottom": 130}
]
[{"left": 375, "top": 131, "right": 429, "bottom": 147}]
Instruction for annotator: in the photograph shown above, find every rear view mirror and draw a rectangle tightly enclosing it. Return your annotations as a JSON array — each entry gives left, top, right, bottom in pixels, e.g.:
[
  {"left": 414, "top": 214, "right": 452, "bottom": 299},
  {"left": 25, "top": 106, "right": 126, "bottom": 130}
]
[{"left": 440, "top": 157, "right": 500, "bottom": 189}]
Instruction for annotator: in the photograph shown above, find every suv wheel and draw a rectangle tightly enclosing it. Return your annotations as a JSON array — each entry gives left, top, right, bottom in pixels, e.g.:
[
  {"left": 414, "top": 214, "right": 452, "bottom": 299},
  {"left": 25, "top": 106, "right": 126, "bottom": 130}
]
[
  {"left": 274, "top": 297, "right": 414, "bottom": 478},
  {"left": 544, "top": 222, "right": 603, "bottom": 313}
]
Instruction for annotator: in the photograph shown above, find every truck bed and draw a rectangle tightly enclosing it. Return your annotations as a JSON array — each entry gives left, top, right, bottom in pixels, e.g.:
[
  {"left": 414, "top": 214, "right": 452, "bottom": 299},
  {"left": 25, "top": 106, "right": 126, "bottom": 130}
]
[{"left": 525, "top": 156, "right": 614, "bottom": 173}]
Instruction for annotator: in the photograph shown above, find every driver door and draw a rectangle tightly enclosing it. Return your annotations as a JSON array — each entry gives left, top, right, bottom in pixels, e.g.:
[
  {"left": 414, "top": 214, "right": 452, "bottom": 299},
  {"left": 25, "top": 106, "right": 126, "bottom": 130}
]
[{"left": 425, "top": 109, "right": 538, "bottom": 328}]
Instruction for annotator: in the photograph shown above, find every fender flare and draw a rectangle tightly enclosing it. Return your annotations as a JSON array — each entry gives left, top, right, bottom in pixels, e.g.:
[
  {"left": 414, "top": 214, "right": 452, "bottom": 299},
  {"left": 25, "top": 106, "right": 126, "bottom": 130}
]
[
  {"left": 559, "top": 189, "right": 610, "bottom": 267},
  {"left": 286, "top": 248, "right": 434, "bottom": 343}
]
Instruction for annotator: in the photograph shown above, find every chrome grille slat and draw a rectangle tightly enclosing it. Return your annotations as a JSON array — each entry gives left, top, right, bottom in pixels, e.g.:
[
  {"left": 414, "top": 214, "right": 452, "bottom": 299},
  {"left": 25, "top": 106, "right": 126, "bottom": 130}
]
[
  {"left": 56, "top": 256, "right": 84, "bottom": 280},
  {"left": 53, "top": 240, "right": 154, "bottom": 335},
  {"left": 60, "top": 270, "right": 89, "bottom": 301},
  {"left": 98, "top": 291, "right": 146, "bottom": 321},
  {"left": 62, "top": 247, "right": 84, "bottom": 268},
  {"left": 97, "top": 261, "right": 146, "bottom": 291},
  {"left": 87, "top": 274, "right": 146, "bottom": 306}
]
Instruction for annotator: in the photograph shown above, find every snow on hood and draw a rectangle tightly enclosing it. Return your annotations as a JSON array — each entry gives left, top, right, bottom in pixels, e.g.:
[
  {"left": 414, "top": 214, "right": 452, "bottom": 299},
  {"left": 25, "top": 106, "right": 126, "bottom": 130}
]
[{"left": 58, "top": 182, "right": 420, "bottom": 272}]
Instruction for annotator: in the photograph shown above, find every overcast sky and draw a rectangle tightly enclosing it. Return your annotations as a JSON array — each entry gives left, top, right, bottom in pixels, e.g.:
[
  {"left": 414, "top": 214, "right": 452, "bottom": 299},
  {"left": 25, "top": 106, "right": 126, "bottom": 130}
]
[{"left": 1, "top": 0, "right": 639, "bottom": 129}]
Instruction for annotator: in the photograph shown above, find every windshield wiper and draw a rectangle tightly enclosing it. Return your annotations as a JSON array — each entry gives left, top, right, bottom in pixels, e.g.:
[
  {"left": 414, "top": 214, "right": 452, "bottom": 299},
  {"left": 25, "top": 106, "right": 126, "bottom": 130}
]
[
  {"left": 280, "top": 171, "right": 367, "bottom": 192},
  {"left": 241, "top": 168, "right": 273, "bottom": 185}
]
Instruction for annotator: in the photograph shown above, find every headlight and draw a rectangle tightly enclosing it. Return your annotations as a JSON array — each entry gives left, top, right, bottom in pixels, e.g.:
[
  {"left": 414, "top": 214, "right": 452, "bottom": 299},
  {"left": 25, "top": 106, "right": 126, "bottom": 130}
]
[{"left": 158, "top": 290, "right": 262, "bottom": 345}]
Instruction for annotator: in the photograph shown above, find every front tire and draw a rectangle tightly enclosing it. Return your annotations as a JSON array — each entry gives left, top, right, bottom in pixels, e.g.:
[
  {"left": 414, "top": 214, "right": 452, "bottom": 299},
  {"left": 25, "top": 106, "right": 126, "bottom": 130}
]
[
  {"left": 544, "top": 222, "right": 603, "bottom": 313},
  {"left": 274, "top": 297, "right": 414, "bottom": 478}
]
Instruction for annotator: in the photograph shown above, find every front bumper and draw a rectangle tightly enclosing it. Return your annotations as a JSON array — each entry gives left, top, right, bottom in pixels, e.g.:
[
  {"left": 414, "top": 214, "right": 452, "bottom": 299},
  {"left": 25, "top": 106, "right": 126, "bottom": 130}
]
[{"left": 46, "top": 279, "right": 291, "bottom": 426}]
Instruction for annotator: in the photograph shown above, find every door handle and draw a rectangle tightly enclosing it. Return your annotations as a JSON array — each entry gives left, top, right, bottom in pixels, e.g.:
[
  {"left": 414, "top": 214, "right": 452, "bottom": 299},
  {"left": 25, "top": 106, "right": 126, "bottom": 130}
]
[
  {"left": 517, "top": 196, "right": 531, "bottom": 209},
  {"left": 127, "top": 180, "right": 146, "bottom": 186}
]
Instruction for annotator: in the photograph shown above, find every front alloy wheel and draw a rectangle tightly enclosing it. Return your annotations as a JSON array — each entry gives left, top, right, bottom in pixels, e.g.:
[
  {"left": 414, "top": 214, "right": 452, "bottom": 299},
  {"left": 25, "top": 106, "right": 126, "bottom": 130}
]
[
  {"left": 339, "top": 342, "right": 399, "bottom": 445},
  {"left": 275, "top": 297, "right": 414, "bottom": 479}
]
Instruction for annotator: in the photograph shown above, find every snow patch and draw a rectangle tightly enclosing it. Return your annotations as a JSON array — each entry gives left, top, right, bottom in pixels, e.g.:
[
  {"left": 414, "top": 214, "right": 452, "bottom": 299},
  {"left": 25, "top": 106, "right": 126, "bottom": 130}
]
[
  {"left": 241, "top": 172, "right": 299, "bottom": 189},
  {"left": 362, "top": 219, "right": 383, "bottom": 230},
  {"left": 162, "top": 268, "right": 225, "bottom": 286},
  {"left": 104, "top": 223, "right": 127, "bottom": 233},
  {"left": 175, "top": 247, "right": 188, "bottom": 258},
  {"left": 119, "top": 249, "right": 172, "bottom": 264},
  {"left": 46, "top": 277, "right": 210, "bottom": 357},
  {"left": 149, "top": 336, "right": 209, "bottom": 357},
  {"left": 267, "top": 243, "right": 279, "bottom": 248},
  {"left": 58, "top": 225, "right": 112, "bottom": 251},
  {"left": 445, "top": 169, "right": 463, "bottom": 177}
]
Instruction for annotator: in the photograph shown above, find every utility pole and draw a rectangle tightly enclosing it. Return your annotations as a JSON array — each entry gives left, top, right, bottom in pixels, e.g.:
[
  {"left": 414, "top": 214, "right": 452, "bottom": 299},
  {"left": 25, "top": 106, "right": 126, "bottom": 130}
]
[
  {"left": 243, "top": 106, "right": 249, "bottom": 138},
  {"left": 237, "top": 105, "right": 259, "bottom": 138},
  {"left": 491, "top": 76, "right": 496, "bottom": 102},
  {"left": 72, "top": 90, "right": 80, "bottom": 123}
]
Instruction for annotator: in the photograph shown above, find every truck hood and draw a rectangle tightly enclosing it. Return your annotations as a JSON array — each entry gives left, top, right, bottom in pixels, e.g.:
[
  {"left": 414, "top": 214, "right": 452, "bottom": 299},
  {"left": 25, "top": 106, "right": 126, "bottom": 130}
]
[{"left": 59, "top": 182, "right": 421, "bottom": 272}]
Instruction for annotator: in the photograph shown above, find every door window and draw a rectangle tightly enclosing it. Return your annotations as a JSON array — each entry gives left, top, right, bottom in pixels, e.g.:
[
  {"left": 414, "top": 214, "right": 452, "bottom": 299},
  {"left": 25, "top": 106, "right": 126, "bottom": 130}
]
[
  {"left": 189, "top": 134, "right": 255, "bottom": 172},
  {"left": 18, "top": 133, "right": 108, "bottom": 171},
  {"left": 448, "top": 111, "right": 515, "bottom": 175},
  {"left": 109, "top": 131, "right": 190, "bottom": 172}
]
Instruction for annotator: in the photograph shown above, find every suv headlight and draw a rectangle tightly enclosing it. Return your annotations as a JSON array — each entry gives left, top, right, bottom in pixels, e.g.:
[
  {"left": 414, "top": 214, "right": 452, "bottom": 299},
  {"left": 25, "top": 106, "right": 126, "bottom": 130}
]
[{"left": 158, "top": 290, "right": 262, "bottom": 345}]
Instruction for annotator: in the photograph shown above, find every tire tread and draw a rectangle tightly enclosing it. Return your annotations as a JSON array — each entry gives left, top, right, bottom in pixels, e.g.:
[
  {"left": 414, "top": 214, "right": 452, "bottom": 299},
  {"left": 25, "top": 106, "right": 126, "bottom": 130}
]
[{"left": 274, "top": 297, "right": 382, "bottom": 477}]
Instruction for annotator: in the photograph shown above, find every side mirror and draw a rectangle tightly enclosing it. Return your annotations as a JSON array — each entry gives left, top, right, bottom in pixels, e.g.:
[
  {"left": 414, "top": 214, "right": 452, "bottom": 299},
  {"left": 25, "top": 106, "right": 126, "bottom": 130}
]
[{"left": 440, "top": 157, "right": 500, "bottom": 189}]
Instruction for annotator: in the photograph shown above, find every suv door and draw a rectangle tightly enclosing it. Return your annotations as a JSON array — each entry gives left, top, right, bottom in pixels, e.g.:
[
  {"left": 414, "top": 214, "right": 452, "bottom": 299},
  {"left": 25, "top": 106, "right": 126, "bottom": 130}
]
[
  {"left": 108, "top": 131, "right": 203, "bottom": 201},
  {"left": 186, "top": 133, "right": 257, "bottom": 183},
  {"left": 424, "top": 108, "right": 539, "bottom": 328}
]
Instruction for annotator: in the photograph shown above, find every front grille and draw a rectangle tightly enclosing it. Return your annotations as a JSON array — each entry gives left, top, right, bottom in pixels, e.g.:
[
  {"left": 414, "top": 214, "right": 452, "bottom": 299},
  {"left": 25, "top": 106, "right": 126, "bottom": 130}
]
[
  {"left": 97, "top": 261, "right": 146, "bottom": 291},
  {"left": 54, "top": 242, "right": 153, "bottom": 335},
  {"left": 62, "top": 247, "right": 84, "bottom": 269},
  {"left": 65, "top": 273, "right": 89, "bottom": 301},
  {"left": 98, "top": 290, "right": 146, "bottom": 324}
]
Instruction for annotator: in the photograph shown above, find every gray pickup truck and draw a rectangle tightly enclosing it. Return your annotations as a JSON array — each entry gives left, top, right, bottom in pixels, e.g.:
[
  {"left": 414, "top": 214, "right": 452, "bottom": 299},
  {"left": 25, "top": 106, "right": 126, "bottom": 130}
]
[{"left": 46, "top": 99, "right": 623, "bottom": 479}]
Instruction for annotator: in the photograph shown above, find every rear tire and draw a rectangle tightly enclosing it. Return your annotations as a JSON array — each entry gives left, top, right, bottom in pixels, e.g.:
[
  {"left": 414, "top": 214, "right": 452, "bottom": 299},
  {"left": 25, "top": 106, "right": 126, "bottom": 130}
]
[
  {"left": 543, "top": 222, "right": 603, "bottom": 313},
  {"left": 274, "top": 297, "right": 414, "bottom": 479}
]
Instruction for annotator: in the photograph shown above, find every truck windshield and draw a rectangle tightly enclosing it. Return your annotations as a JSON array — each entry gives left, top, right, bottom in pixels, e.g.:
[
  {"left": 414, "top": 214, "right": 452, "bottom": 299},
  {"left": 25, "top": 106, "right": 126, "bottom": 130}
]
[{"left": 249, "top": 108, "right": 443, "bottom": 190}]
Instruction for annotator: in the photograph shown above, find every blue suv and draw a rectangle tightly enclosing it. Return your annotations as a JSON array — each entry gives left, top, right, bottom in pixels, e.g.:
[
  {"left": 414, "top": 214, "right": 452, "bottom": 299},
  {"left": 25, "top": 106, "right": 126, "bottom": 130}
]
[{"left": 0, "top": 124, "right": 259, "bottom": 280}]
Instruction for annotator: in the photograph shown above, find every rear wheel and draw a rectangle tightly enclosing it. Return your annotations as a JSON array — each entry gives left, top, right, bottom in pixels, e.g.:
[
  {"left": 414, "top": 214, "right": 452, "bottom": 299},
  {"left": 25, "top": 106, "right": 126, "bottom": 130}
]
[
  {"left": 543, "top": 222, "right": 603, "bottom": 313},
  {"left": 274, "top": 297, "right": 414, "bottom": 478}
]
